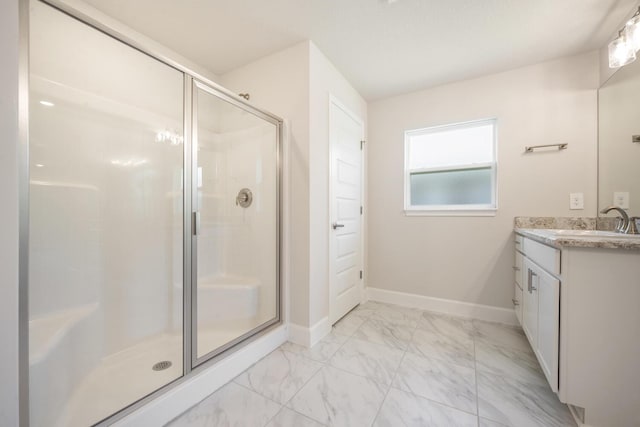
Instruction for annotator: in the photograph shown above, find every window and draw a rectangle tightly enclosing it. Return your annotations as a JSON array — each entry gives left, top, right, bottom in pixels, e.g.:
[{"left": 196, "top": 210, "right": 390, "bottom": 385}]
[{"left": 404, "top": 118, "right": 497, "bottom": 215}]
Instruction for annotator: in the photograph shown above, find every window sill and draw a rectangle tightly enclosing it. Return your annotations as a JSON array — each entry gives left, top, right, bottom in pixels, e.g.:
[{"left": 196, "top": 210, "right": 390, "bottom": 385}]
[{"left": 404, "top": 208, "right": 497, "bottom": 217}]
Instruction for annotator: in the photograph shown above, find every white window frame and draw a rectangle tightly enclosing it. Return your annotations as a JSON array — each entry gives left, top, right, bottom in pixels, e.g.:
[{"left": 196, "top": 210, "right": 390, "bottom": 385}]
[{"left": 404, "top": 118, "right": 498, "bottom": 216}]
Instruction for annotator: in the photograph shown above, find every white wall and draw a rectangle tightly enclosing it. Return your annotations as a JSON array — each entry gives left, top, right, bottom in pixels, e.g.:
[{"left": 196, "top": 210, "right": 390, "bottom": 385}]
[
  {"left": 0, "top": 0, "right": 21, "bottom": 424},
  {"left": 308, "top": 43, "right": 367, "bottom": 326},
  {"left": 367, "top": 51, "right": 599, "bottom": 309}
]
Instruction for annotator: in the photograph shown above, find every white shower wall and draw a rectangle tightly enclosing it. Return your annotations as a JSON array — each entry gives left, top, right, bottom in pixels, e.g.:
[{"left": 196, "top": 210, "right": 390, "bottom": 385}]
[
  {"left": 196, "top": 109, "right": 278, "bottom": 328},
  {"left": 29, "top": 1, "right": 184, "bottom": 355},
  {"left": 29, "top": 98, "right": 183, "bottom": 353},
  {"left": 29, "top": 3, "right": 185, "bottom": 425}
]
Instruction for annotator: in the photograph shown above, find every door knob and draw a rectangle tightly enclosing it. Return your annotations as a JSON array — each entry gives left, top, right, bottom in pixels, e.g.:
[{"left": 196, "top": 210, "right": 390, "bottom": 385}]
[{"left": 332, "top": 223, "right": 345, "bottom": 229}]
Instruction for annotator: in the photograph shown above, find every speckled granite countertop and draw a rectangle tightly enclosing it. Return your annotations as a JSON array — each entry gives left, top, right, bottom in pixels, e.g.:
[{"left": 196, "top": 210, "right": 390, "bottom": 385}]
[
  {"left": 513, "top": 217, "right": 640, "bottom": 250},
  {"left": 514, "top": 216, "right": 597, "bottom": 230},
  {"left": 515, "top": 228, "right": 640, "bottom": 250}
]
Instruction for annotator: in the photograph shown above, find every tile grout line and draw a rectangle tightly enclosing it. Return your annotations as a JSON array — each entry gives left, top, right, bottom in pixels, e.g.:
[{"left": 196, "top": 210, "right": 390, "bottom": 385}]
[
  {"left": 274, "top": 308, "right": 485, "bottom": 423},
  {"left": 227, "top": 382, "right": 284, "bottom": 427},
  {"left": 234, "top": 380, "right": 282, "bottom": 407},
  {"left": 261, "top": 363, "right": 324, "bottom": 425},
  {"left": 260, "top": 404, "right": 285, "bottom": 427},
  {"left": 280, "top": 303, "right": 383, "bottom": 367},
  {"left": 274, "top": 304, "right": 388, "bottom": 426},
  {"left": 316, "top": 309, "right": 412, "bottom": 385},
  {"left": 386, "top": 385, "right": 482, "bottom": 419},
  {"left": 259, "top": 304, "right": 474, "bottom": 426},
  {"left": 369, "top": 320, "right": 419, "bottom": 426},
  {"left": 390, "top": 319, "right": 483, "bottom": 419},
  {"left": 231, "top": 347, "right": 324, "bottom": 426},
  {"left": 267, "top": 310, "right": 376, "bottom": 427},
  {"left": 405, "top": 321, "right": 477, "bottom": 372}
]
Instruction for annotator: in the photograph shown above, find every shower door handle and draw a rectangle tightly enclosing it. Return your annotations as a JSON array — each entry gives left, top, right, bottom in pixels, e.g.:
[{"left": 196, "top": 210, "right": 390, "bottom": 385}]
[
  {"left": 332, "top": 222, "right": 345, "bottom": 230},
  {"left": 193, "top": 211, "right": 200, "bottom": 236}
]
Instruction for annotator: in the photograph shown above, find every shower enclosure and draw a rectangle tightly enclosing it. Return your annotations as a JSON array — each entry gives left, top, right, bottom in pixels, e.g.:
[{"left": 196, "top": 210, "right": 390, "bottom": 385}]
[{"left": 27, "top": 2, "right": 281, "bottom": 426}]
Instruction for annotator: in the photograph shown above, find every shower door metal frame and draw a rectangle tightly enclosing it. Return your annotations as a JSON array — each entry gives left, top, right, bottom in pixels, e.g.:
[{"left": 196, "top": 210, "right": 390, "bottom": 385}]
[
  {"left": 190, "top": 79, "right": 282, "bottom": 368},
  {"left": 19, "top": 1, "right": 283, "bottom": 426},
  {"left": 17, "top": 0, "right": 31, "bottom": 425}
]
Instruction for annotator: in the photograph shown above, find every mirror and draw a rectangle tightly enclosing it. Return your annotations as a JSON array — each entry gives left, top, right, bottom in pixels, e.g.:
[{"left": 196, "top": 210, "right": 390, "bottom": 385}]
[{"left": 598, "top": 58, "right": 640, "bottom": 217}]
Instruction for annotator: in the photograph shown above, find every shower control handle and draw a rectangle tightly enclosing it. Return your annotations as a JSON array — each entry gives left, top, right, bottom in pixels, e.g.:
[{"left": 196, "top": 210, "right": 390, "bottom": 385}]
[
  {"left": 236, "top": 188, "right": 253, "bottom": 208},
  {"left": 332, "top": 222, "right": 345, "bottom": 230}
]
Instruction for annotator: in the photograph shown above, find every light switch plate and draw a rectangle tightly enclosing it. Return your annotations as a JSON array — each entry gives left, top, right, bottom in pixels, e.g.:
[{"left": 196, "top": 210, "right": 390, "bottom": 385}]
[
  {"left": 569, "top": 193, "right": 584, "bottom": 210},
  {"left": 614, "top": 192, "right": 630, "bottom": 209}
]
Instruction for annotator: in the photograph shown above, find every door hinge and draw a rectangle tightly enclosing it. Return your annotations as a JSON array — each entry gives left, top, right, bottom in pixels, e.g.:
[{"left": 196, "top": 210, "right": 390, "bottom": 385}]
[
  {"left": 359, "top": 270, "right": 363, "bottom": 279},
  {"left": 360, "top": 206, "right": 363, "bottom": 215},
  {"left": 360, "top": 140, "right": 366, "bottom": 150}
]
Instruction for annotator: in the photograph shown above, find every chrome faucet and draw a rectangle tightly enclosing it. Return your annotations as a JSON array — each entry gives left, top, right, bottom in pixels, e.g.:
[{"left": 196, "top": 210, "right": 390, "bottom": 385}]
[{"left": 600, "top": 206, "right": 630, "bottom": 233}]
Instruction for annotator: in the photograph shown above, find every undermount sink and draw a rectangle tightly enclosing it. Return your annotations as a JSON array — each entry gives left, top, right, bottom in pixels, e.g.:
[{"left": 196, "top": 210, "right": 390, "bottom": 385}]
[{"left": 551, "top": 229, "right": 640, "bottom": 239}]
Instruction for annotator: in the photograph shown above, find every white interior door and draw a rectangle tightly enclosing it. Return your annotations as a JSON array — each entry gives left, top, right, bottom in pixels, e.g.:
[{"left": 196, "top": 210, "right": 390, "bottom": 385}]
[{"left": 329, "top": 98, "right": 364, "bottom": 324}]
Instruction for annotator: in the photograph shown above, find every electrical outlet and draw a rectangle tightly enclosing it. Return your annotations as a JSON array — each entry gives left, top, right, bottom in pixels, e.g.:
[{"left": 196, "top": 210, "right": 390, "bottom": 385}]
[
  {"left": 614, "top": 192, "right": 630, "bottom": 209},
  {"left": 569, "top": 193, "right": 584, "bottom": 210}
]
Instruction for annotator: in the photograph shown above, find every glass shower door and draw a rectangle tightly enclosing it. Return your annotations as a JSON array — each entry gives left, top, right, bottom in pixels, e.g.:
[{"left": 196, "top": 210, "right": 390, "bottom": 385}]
[
  {"left": 29, "top": 3, "right": 185, "bottom": 426},
  {"left": 192, "top": 81, "right": 279, "bottom": 361}
]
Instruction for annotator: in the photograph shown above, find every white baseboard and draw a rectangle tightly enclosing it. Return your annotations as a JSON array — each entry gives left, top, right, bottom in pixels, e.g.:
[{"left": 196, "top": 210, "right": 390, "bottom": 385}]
[
  {"left": 288, "top": 317, "right": 331, "bottom": 348},
  {"left": 567, "top": 404, "right": 592, "bottom": 427},
  {"left": 288, "top": 323, "right": 309, "bottom": 347},
  {"left": 367, "top": 287, "right": 518, "bottom": 325},
  {"left": 114, "top": 325, "right": 287, "bottom": 427}
]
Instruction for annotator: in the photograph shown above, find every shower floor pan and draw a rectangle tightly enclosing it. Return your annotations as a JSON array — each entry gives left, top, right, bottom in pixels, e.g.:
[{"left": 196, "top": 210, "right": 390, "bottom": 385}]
[{"left": 57, "top": 327, "right": 249, "bottom": 427}]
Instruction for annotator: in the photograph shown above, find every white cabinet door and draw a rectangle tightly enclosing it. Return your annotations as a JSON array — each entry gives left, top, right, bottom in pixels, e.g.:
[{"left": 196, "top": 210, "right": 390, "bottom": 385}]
[
  {"left": 522, "top": 258, "right": 538, "bottom": 349},
  {"left": 534, "top": 266, "right": 560, "bottom": 392},
  {"left": 522, "top": 257, "right": 560, "bottom": 393}
]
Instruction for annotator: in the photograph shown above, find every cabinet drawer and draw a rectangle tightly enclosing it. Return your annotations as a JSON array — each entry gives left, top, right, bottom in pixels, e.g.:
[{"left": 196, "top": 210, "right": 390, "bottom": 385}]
[{"left": 523, "top": 237, "right": 560, "bottom": 276}]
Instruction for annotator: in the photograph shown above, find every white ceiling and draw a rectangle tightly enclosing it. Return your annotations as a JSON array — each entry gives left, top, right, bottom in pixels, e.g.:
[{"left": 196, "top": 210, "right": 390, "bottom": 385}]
[{"left": 82, "top": 0, "right": 636, "bottom": 100}]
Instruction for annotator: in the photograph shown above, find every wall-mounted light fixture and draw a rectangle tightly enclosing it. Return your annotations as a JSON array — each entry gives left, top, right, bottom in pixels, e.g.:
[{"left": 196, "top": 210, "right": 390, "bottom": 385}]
[{"left": 609, "top": 7, "right": 640, "bottom": 68}]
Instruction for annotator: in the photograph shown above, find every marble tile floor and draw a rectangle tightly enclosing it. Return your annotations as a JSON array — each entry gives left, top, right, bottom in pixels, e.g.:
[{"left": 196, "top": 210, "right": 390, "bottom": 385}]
[{"left": 167, "top": 301, "right": 576, "bottom": 427}]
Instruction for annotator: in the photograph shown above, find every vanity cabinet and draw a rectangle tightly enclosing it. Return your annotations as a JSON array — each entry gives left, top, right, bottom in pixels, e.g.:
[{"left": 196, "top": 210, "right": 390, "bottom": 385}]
[{"left": 514, "top": 229, "right": 640, "bottom": 427}]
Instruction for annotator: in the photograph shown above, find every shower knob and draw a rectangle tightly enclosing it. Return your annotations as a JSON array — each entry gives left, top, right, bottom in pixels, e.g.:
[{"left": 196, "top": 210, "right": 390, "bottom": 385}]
[{"left": 236, "top": 188, "right": 253, "bottom": 208}]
